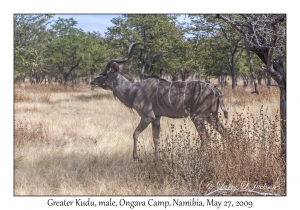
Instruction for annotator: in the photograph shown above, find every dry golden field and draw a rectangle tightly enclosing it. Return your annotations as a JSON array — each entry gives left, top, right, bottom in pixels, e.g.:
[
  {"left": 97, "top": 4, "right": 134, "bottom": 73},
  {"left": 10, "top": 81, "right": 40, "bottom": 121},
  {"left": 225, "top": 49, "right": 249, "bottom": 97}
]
[{"left": 14, "top": 82, "right": 285, "bottom": 196}]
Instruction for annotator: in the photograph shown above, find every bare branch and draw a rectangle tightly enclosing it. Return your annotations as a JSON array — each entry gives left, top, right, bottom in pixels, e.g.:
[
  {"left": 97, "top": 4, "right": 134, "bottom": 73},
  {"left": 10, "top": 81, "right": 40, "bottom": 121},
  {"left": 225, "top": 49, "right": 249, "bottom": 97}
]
[
  {"left": 216, "top": 15, "right": 246, "bottom": 35},
  {"left": 70, "top": 57, "right": 82, "bottom": 72},
  {"left": 266, "top": 20, "right": 279, "bottom": 71},
  {"left": 231, "top": 43, "right": 252, "bottom": 51}
]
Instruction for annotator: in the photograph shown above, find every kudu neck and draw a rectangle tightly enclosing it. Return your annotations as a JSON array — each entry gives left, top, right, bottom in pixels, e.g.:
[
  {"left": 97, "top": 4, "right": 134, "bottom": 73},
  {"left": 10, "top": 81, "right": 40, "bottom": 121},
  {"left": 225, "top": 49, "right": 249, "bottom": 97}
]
[{"left": 110, "top": 73, "right": 137, "bottom": 108}]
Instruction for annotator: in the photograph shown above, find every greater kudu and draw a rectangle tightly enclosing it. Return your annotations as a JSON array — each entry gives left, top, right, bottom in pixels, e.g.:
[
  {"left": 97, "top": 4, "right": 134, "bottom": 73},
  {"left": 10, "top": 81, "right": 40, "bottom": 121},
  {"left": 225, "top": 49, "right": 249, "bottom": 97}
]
[{"left": 91, "top": 42, "right": 228, "bottom": 162}]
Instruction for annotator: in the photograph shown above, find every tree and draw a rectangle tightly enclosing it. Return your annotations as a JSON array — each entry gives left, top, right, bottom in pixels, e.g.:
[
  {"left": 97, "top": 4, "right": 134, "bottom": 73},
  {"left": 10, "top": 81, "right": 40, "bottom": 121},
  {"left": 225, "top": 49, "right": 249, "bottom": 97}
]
[
  {"left": 165, "top": 39, "right": 199, "bottom": 81},
  {"left": 189, "top": 15, "right": 245, "bottom": 89},
  {"left": 188, "top": 15, "right": 215, "bottom": 82},
  {"left": 79, "top": 32, "right": 112, "bottom": 82},
  {"left": 216, "top": 14, "right": 286, "bottom": 156},
  {"left": 213, "top": 27, "right": 243, "bottom": 89},
  {"left": 46, "top": 18, "right": 110, "bottom": 86},
  {"left": 14, "top": 14, "right": 53, "bottom": 83},
  {"left": 106, "top": 15, "right": 187, "bottom": 79},
  {"left": 196, "top": 38, "right": 229, "bottom": 85}
]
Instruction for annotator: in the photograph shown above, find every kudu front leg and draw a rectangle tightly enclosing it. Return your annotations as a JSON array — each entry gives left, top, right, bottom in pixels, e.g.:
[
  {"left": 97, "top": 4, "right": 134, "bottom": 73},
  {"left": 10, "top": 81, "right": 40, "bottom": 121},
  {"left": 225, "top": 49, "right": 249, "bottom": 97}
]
[{"left": 133, "top": 118, "right": 152, "bottom": 163}]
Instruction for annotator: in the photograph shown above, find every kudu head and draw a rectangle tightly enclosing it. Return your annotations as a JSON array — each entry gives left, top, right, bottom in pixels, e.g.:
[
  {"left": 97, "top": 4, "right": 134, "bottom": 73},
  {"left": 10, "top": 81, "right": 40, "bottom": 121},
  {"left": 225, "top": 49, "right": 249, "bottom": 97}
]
[
  {"left": 90, "top": 42, "right": 141, "bottom": 89},
  {"left": 90, "top": 72, "right": 110, "bottom": 90}
]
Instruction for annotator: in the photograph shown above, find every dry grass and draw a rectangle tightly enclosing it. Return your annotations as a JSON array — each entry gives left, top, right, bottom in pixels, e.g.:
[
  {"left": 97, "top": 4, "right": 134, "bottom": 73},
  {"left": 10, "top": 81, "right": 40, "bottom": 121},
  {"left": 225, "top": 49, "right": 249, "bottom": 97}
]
[
  {"left": 14, "top": 82, "right": 285, "bottom": 196},
  {"left": 149, "top": 108, "right": 284, "bottom": 196}
]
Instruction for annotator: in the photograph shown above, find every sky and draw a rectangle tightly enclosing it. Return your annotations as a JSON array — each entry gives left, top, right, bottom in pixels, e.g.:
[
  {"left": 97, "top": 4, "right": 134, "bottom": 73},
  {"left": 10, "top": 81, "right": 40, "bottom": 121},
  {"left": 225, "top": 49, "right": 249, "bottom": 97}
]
[
  {"left": 53, "top": 14, "right": 118, "bottom": 35},
  {"left": 53, "top": 14, "right": 190, "bottom": 36}
]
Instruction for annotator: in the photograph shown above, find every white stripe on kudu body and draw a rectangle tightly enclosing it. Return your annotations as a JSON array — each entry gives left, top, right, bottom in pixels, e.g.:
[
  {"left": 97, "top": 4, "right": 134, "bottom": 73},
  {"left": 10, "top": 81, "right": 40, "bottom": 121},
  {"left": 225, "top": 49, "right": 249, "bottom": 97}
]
[
  {"left": 156, "top": 79, "right": 164, "bottom": 111},
  {"left": 183, "top": 81, "right": 188, "bottom": 110},
  {"left": 168, "top": 81, "right": 175, "bottom": 109}
]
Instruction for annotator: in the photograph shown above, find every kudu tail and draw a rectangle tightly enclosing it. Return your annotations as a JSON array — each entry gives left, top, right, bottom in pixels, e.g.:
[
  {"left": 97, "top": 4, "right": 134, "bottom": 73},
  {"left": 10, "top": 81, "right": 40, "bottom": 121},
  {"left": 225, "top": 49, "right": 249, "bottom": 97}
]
[{"left": 217, "top": 90, "right": 228, "bottom": 119}]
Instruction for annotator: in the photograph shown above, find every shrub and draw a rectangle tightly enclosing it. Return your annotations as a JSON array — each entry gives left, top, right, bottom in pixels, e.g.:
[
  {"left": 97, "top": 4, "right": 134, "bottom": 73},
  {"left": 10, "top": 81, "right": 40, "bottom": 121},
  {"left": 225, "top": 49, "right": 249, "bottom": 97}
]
[
  {"left": 139, "top": 107, "right": 285, "bottom": 195},
  {"left": 14, "top": 117, "right": 49, "bottom": 147}
]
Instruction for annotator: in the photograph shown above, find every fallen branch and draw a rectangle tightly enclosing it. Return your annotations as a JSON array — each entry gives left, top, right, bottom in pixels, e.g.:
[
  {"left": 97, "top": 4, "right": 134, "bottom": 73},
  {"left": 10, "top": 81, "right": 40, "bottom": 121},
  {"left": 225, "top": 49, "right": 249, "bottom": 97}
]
[
  {"left": 251, "top": 90, "right": 259, "bottom": 95},
  {"left": 204, "top": 188, "right": 280, "bottom": 196},
  {"left": 268, "top": 84, "right": 286, "bottom": 88}
]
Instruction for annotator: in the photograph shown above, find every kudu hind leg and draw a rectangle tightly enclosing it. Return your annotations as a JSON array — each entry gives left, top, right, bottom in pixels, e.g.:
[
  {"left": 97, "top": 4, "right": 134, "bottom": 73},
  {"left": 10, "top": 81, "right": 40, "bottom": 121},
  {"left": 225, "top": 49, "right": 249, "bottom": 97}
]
[
  {"left": 207, "top": 114, "right": 225, "bottom": 134},
  {"left": 133, "top": 118, "right": 152, "bottom": 162},
  {"left": 152, "top": 117, "right": 161, "bottom": 165},
  {"left": 192, "top": 116, "right": 207, "bottom": 158}
]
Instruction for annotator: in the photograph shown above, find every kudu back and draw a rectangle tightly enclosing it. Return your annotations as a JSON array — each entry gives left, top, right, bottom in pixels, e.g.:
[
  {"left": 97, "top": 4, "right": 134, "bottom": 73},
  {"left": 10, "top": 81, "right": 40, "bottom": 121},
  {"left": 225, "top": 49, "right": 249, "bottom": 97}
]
[{"left": 91, "top": 42, "right": 228, "bottom": 162}]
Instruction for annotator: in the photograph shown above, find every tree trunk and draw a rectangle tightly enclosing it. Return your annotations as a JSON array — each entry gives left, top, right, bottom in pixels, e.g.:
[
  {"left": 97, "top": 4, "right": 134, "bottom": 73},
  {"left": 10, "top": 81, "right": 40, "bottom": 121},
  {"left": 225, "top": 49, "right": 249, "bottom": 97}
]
[
  {"left": 265, "top": 62, "right": 286, "bottom": 157},
  {"left": 280, "top": 87, "right": 286, "bottom": 157},
  {"left": 71, "top": 78, "right": 76, "bottom": 89},
  {"left": 48, "top": 76, "right": 52, "bottom": 85},
  {"left": 139, "top": 74, "right": 144, "bottom": 81},
  {"left": 258, "top": 77, "right": 262, "bottom": 85},
  {"left": 241, "top": 74, "right": 249, "bottom": 87},
  {"left": 198, "top": 66, "right": 202, "bottom": 81},
  {"left": 205, "top": 77, "right": 210, "bottom": 83},
  {"left": 159, "top": 68, "right": 163, "bottom": 77},
  {"left": 31, "top": 77, "right": 36, "bottom": 85},
  {"left": 266, "top": 72, "right": 272, "bottom": 89},
  {"left": 180, "top": 70, "right": 189, "bottom": 81},
  {"left": 171, "top": 75, "right": 178, "bottom": 81},
  {"left": 230, "top": 59, "right": 237, "bottom": 89},
  {"left": 180, "top": 72, "right": 185, "bottom": 81},
  {"left": 63, "top": 72, "right": 70, "bottom": 87},
  {"left": 247, "top": 51, "right": 259, "bottom": 94},
  {"left": 218, "top": 72, "right": 225, "bottom": 89},
  {"left": 230, "top": 65, "right": 237, "bottom": 89}
]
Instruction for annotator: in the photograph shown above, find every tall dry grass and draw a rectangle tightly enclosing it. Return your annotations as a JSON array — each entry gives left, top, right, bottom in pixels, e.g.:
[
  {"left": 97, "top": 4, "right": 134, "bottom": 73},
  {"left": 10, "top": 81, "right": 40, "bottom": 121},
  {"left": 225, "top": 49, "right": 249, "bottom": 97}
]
[{"left": 14, "top": 82, "right": 285, "bottom": 195}]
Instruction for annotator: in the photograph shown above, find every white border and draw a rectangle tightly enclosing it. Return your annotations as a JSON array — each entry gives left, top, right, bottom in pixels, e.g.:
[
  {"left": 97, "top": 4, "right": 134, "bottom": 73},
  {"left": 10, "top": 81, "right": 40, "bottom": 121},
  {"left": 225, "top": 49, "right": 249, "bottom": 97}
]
[{"left": 2, "top": 1, "right": 298, "bottom": 209}]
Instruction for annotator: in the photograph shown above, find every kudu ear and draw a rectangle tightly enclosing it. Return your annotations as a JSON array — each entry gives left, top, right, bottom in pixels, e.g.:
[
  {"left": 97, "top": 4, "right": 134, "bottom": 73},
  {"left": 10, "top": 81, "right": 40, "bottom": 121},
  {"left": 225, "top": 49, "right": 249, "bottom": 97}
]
[{"left": 110, "top": 62, "right": 119, "bottom": 73}]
